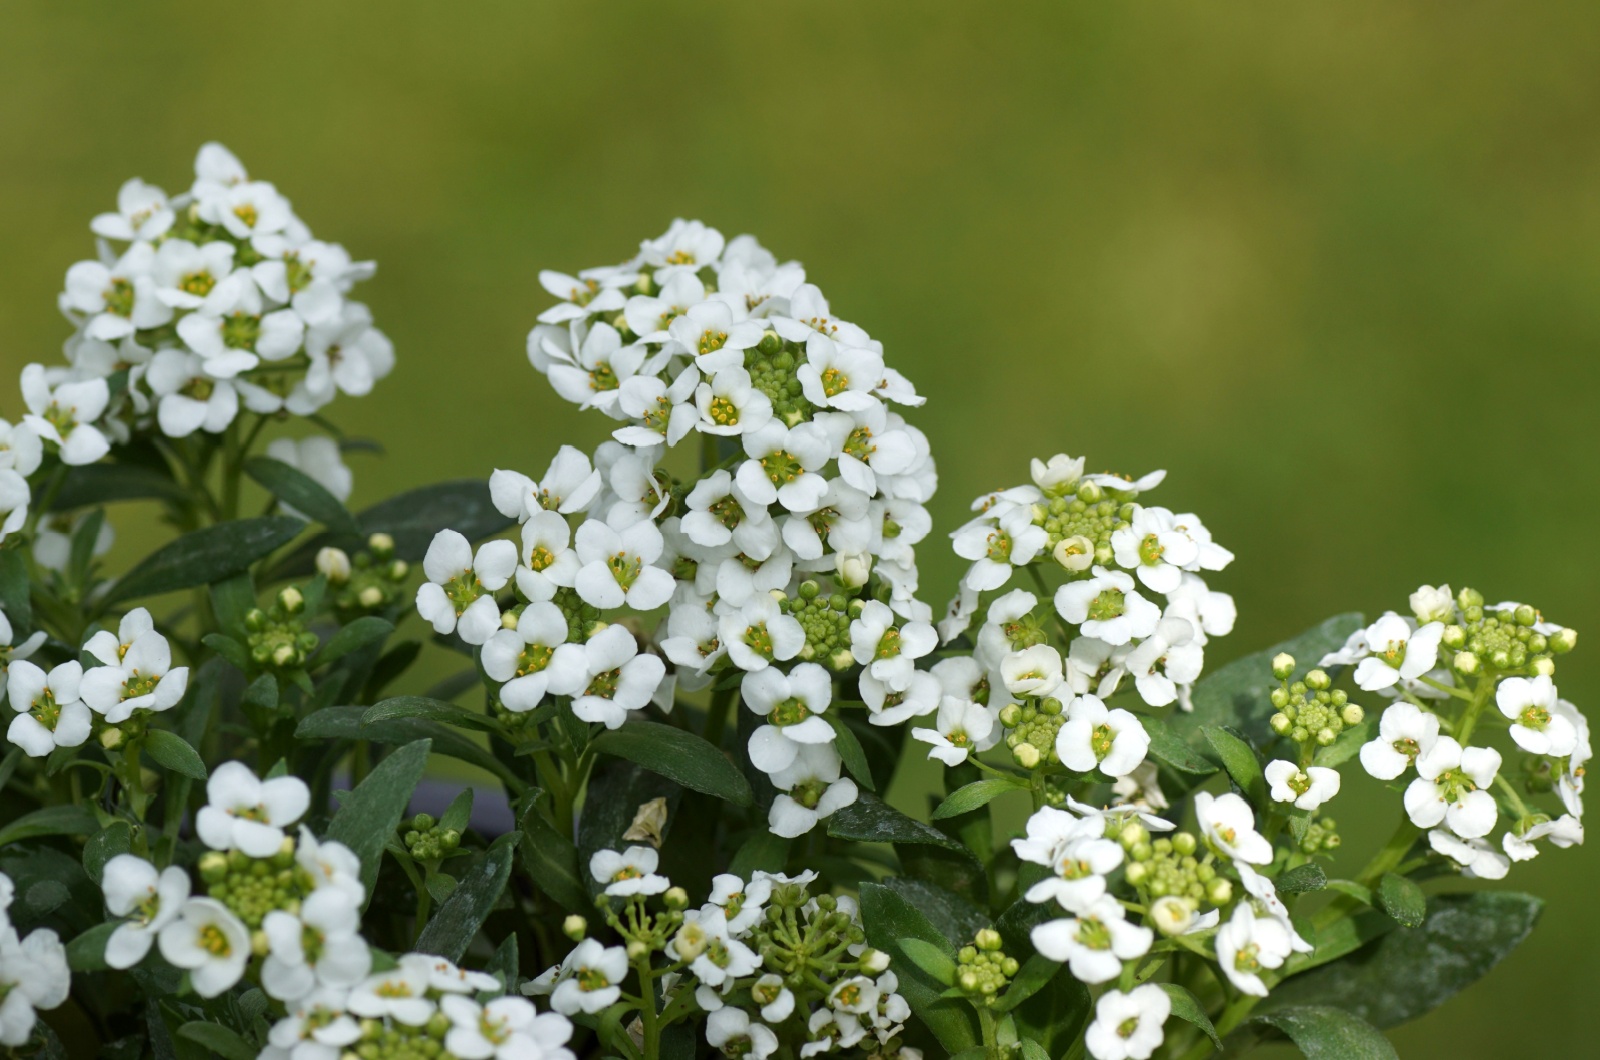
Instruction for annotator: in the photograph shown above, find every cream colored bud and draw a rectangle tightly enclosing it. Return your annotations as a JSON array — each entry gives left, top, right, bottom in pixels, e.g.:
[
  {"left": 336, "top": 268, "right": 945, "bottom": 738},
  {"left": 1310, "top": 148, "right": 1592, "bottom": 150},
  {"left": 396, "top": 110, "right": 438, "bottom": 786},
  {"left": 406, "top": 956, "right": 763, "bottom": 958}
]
[
  {"left": 501, "top": 609, "right": 520, "bottom": 630},
  {"left": 272, "top": 643, "right": 298, "bottom": 667},
  {"left": 1013, "top": 743, "right": 1042, "bottom": 770},
  {"left": 672, "top": 921, "right": 709, "bottom": 961},
  {"left": 1271, "top": 653, "right": 1296, "bottom": 680},
  {"left": 1053, "top": 535, "right": 1095, "bottom": 572},
  {"left": 278, "top": 586, "right": 305, "bottom": 614},
  {"left": 99, "top": 726, "right": 125, "bottom": 750},
  {"left": 1150, "top": 896, "right": 1196, "bottom": 936},
  {"left": 562, "top": 915, "right": 588, "bottom": 941},
  {"left": 316, "top": 547, "right": 352, "bottom": 584},
  {"left": 625, "top": 939, "right": 649, "bottom": 961},
  {"left": 1454, "top": 651, "right": 1480, "bottom": 675},
  {"left": 368, "top": 532, "right": 395, "bottom": 556},
  {"left": 1532, "top": 657, "right": 1556, "bottom": 677},
  {"left": 358, "top": 586, "right": 385, "bottom": 609},
  {"left": 836, "top": 550, "right": 872, "bottom": 589},
  {"left": 860, "top": 948, "right": 891, "bottom": 973}
]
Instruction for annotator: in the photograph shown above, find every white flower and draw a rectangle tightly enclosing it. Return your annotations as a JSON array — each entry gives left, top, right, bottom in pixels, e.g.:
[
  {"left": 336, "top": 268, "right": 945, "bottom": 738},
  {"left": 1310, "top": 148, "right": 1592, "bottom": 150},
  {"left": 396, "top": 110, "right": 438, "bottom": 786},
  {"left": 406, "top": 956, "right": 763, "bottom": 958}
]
[
  {"left": 92, "top": 178, "right": 174, "bottom": 241},
  {"left": 797, "top": 333, "right": 884, "bottom": 412},
  {"left": 1030, "top": 895, "right": 1152, "bottom": 984},
  {"left": 589, "top": 845, "right": 669, "bottom": 898},
  {"left": 265, "top": 436, "right": 353, "bottom": 506},
  {"left": 149, "top": 238, "right": 236, "bottom": 310},
  {"left": 735, "top": 421, "right": 832, "bottom": 513},
  {"left": 482, "top": 602, "right": 568, "bottom": 712},
  {"left": 0, "top": 419, "right": 42, "bottom": 478},
  {"left": 545, "top": 625, "right": 664, "bottom": 729},
  {"left": 1502, "top": 815, "right": 1584, "bottom": 861},
  {"left": 512, "top": 510, "right": 581, "bottom": 604},
  {"left": 768, "top": 744, "right": 859, "bottom": 838},
  {"left": 743, "top": 664, "right": 836, "bottom": 775},
  {"left": 550, "top": 939, "right": 628, "bottom": 1014},
  {"left": 1555, "top": 697, "right": 1589, "bottom": 818},
  {"left": 295, "top": 827, "right": 365, "bottom": 906},
  {"left": 1354, "top": 613, "right": 1444, "bottom": 691},
  {"left": 100, "top": 854, "right": 189, "bottom": 970},
  {"left": 261, "top": 888, "right": 372, "bottom": 1001},
  {"left": 621, "top": 270, "right": 705, "bottom": 338},
  {"left": 0, "top": 924, "right": 70, "bottom": 1046},
  {"left": 175, "top": 272, "right": 303, "bottom": 377},
  {"left": 953, "top": 509, "right": 1049, "bottom": 593},
  {"left": 5, "top": 659, "right": 90, "bottom": 757},
  {"left": 1123, "top": 617, "right": 1203, "bottom": 708},
  {"left": 490, "top": 446, "right": 603, "bottom": 520},
  {"left": 417, "top": 954, "right": 500, "bottom": 995},
  {"left": 1192, "top": 791, "right": 1272, "bottom": 864},
  {"left": 1024, "top": 828, "right": 1124, "bottom": 913},
  {"left": 1404, "top": 737, "right": 1500, "bottom": 838},
  {"left": 20, "top": 364, "right": 111, "bottom": 465},
  {"left": 0, "top": 612, "right": 46, "bottom": 698},
  {"left": 616, "top": 367, "right": 701, "bottom": 448},
  {"left": 1264, "top": 760, "right": 1341, "bottom": 811},
  {"left": 1165, "top": 573, "right": 1236, "bottom": 643},
  {"left": 157, "top": 897, "right": 250, "bottom": 998},
  {"left": 196, "top": 761, "right": 312, "bottom": 857},
  {"left": 1233, "top": 862, "right": 1312, "bottom": 954},
  {"left": 676, "top": 907, "right": 760, "bottom": 987},
  {"left": 80, "top": 617, "right": 189, "bottom": 724},
  {"left": 0, "top": 471, "right": 28, "bottom": 544},
  {"left": 1055, "top": 567, "right": 1161, "bottom": 647},
  {"left": 718, "top": 595, "right": 805, "bottom": 672},
  {"left": 1110, "top": 506, "right": 1199, "bottom": 593},
  {"left": 1056, "top": 695, "right": 1150, "bottom": 779},
  {"left": 1085, "top": 984, "right": 1170, "bottom": 1060},
  {"left": 60, "top": 243, "right": 171, "bottom": 341},
  {"left": 546, "top": 322, "right": 645, "bottom": 415},
  {"left": 415, "top": 530, "right": 518, "bottom": 645},
  {"left": 1429, "top": 829, "right": 1510, "bottom": 880},
  {"left": 707, "top": 1007, "right": 779, "bottom": 1060},
  {"left": 196, "top": 178, "right": 293, "bottom": 240},
  {"left": 572, "top": 518, "right": 675, "bottom": 611},
  {"left": 348, "top": 954, "right": 437, "bottom": 1025},
  {"left": 682, "top": 470, "right": 779, "bottom": 555},
  {"left": 1495, "top": 675, "right": 1578, "bottom": 757},
  {"left": 144, "top": 350, "right": 244, "bottom": 437},
  {"left": 1410, "top": 584, "right": 1456, "bottom": 624},
  {"left": 694, "top": 366, "right": 773, "bottom": 436},
  {"left": 1214, "top": 903, "right": 1292, "bottom": 997},
  {"left": 643, "top": 218, "right": 727, "bottom": 271},
  {"left": 850, "top": 601, "right": 937, "bottom": 693},
  {"left": 912, "top": 696, "right": 995, "bottom": 767},
  {"left": 299, "top": 303, "right": 394, "bottom": 404},
  {"left": 442, "top": 994, "right": 561, "bottom": 1060},
  {"left": 1359, "top": 703, "right": 1441, "bottom": 780},
  {"left": 267, "top": 987, "right": 363, "bottom": 1058},
  {"left": 536, "top": 268, "right": 630, "bottom": 325}
]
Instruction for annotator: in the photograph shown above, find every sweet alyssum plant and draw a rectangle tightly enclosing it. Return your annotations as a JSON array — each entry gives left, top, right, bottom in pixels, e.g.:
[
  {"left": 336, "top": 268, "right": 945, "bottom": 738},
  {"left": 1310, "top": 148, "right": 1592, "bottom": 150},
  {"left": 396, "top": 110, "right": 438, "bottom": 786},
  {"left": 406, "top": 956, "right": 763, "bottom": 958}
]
[{"left": 0, "top": 146, "right": 1583, "bottom": 1060}]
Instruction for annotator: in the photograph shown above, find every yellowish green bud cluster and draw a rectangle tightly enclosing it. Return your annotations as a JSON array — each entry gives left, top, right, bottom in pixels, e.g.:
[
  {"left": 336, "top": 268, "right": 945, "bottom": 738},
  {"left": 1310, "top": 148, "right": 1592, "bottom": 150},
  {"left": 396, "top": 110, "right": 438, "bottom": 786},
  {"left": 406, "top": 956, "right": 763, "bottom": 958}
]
[
  {"left": 1297, "top": 816, "right": 1341, "bottom": 855},
  {"left": 402, "top": 813, "right": 461, "bottom": 862},
  {"left": 744, "top": 332, "right": 815, "bottom": 426},
  {"left": 1269, "top": 667, "right": 1362, "bottom": 747},
  {"left": 1000, "top": 696, "right": 1065, "bottom": 769},
  {"left": 956, "top": 928, "right": 1018, "bottom": 1002},
  {"left": 330, "top": 533, "right": 411, "bottom": 619},
  {"left": 245, "top": 589, "right": 320, "bottom": 671},
  {"left": 1032, "top": 489, "right": 1130, "bottom": 575},
  {"left": 1450, "top": 587, "right": 1572, "bottom": 676},
  {"left": 352, "top": 1014, "right": 457, "bottom": 1059},
  {"left": 784, "top": 581, "right": 859, "bottom": 671},
  {"left": 1122, "top": 831, "right": 1231, "bottom": 906},
  {"left": 200, "top": 844, "right": 313, "bottom": 928},
  {"left": 551, "top": 587, "right": 605, "bottom": 644}
]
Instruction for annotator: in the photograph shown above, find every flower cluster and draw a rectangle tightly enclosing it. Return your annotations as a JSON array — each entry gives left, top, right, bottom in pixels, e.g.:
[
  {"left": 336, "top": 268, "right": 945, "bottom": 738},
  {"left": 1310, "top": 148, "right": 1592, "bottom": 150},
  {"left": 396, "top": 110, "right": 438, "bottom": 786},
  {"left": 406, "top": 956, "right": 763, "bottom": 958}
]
[
  {"left": 0, "top": 872, "right": 71, "bottom": 1047},
  {"left": 421, "top": 220, "right": 939, "bottom": 837},
  {"left": 529, "top": 843, "right": 918, "bottom": 1059},
  {"left": 0, "top": 142, "right": 385, "bottom": 544},
  {"left": 1330, "top": 588, "right": 1586, "bottom": 878}
]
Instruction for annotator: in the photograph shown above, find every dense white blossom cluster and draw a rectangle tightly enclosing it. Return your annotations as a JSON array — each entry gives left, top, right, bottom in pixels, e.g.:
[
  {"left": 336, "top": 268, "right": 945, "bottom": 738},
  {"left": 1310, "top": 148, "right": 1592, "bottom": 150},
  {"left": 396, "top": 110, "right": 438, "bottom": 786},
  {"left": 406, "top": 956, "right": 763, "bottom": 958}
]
[
  {"left": 0, "top": 872, "right": 71, "bottom": 1047},
  {"left": 0, "top": 143, "right": 381, "bottom": 545},
  {"left": 424, "top": 220, "right": 939, "bottom": 837}
]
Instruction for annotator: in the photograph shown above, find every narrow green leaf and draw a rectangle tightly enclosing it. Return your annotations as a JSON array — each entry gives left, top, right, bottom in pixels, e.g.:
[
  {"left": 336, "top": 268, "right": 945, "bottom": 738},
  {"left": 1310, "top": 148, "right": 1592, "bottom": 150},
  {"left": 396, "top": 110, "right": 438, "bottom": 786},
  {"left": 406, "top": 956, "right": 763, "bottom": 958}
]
[
  {"left": 311, "top": 616, "right": 394, "bottom": 668},
  {"left": 932, "top": 776, "right": 1030, "bottom": 820},
  {"left": 824, "top": 711, "right": 876, "bottom": 792},
  {"left": 66, "top": 921, "right": 119, "bottom": 972},
  {"left": 50, "top": 460, "right": 186, "bottom": 510},
  {"left": 1161, "top": 983, "right": 1222, "bottom": 1050},
  {"left": 859, "top": 882, "right": 981, "bottom": 1053},
  {"left": 878, "top": 877, "right": 991, "bottom": 944},
  {"left": 1314, "top": 717, "right": 1373, "bottom": 769},
  {"left": 298, "top": 706, "right": 524, "bottom": 791},
  {"left": 143, "top": 729, "right": 207, "bottom": 780},
  {"left": 1324, "top": 879, "right": 1373, "bottom": 905},
  {"left": 486, "top": 932, "right": 520, "bottom": 994},
  {"left": 201, "top": 633, "right": 251, "bottom": 673},
  {"left": 1140, "top": 715, "right": 1219, "bottom": 776},
  {"left": 0, "top": 804, "right": 98, "bottom": 847},
  {"left": 245, "top": 455, "right": 361, "bottom": 533},
  {"left": 105, "top": 516, "right": 306, "bottom": 604},
  {"left": 827, "top": 791, "right": 973, "bottom": 853},
  {"left": 68, "top": 507, "right": 106, "bottom": 582},
  {"left": 1376, "top": 873, "right": 1427, "bottom": 928},
  {"left": 208, "top": 572, "right": 256, "bottom": 638},
  {"left": 439, "top": 787, "right": 475, "bottom": 835},
  {"left": 1203, "top": 726, "right": 1264, "bottom": 802},
  {"left": 175, "top": 1022, "right": 257, "bottom": 1060},
  {"left": 897, "top": 937, "right": 957, "bottom": 985},
  {"left": 362, "top": 696, "right": 502, "bottom": 733},
  {"left": 994, "top": 953, "right": 1060, "bottom": 1012},
  {"left": 518, "top": 796, "right": 588, "bottom": 913},
  {"left": 326, "top": 740, "right": 432, "bottom": 905},
  {"left": 589, "top": 719, "right": 753, "bottom": 807},
  {"left": 0, "top": 549, "right": 31, "bottom": 633},
  {"left": 415, "top": 832, "right": 520, "bottom": 961},
  {"left": 1276, "top": 863, "right": 1329, "bottom": 896},
  {"left": 1242, "top": 1005, "right": 1397, "bottom": 1059},
  {"left": 83, "top": 821, "right": 133, "bottom": 884},
  {"left": 1019, "top": 1042, "right": 1051, "bottom": 1060},
  {"left": 729, "top": 830, "right": 790, "bottom": 880}
]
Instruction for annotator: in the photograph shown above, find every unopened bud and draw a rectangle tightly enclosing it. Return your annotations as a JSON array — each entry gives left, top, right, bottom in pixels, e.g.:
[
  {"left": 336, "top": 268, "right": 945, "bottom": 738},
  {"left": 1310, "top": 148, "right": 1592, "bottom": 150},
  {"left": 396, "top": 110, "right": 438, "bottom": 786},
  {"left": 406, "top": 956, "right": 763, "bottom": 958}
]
[
  {"left": 251, "top": 929, "right": 271, "bottom": 958},
  {"left": 1013, "top": 743, "right": 1042, "bottom": 770},
  {"left": 99, "top": 726, "right": 125, "bottom": 750},
  {"left": 358, "top": 586, "right": 385, "bottom": 609},
  {"left": 368, "top": 532, "right": 395, "bottom": 558},
  {"left": 1515, "top": 604, "right": 1538, "bottom": 627},
  {"left": 1550, "top": 628, "right": 1577, "bottom": 654},
  {"left": 388, "top": 560, "right": 409, "bottom": 580},
  {"left": 198, "top": 851, "right": 229, "bottom": 883},
  {"left": 1454, "top": 651, "right": 1480, "bottom": 675},
  {"left": 501, "top": 609, "right": 520, "bottom": 630},
  {"left": 1206, "top": 878, "right": 1234, "bottom": 905},
  {"left": 625, "top": 940, "right": 648, "bottom": 961},
  {"left": 1305, "top": 668, "right": 1330, "bottom": 691},
  {"left": 1172, "top": 832, "right": 1197, "bottom": 856},
  {"left": 1341, "top": 703, "right": 1364, "bottom": 726},
  {"left": 664, "top": 887, "right": 690, "bottom": 911},
  {"left": 1442, "top": 624, "right": 1466, "bottom": 649},
  {"left": 1119, "top": 822, "right": 1149, "bottom": 850},
  {"left": 836, "top": 551, "right": 872, "bottom": 589},
  {"left": 975, "top": 929, "right": 1003, "bottom": 952},
  {"left": 1150, "top": 896, "right": 1196, "bottom": 936},
  {"left": 860, "top": 948, "right": 891, "bottom": 973},
  {"left": 316, "top": 547, "right": 352, "bottom": 583},
  {"left": 1532, "top": 657, "right": 1556, "bottom": 677},
  {"left": 1271, "top": 653, "right": 1296, "bottom": 680},
  {"left": 278, "top": 586, "right": 304, "bottom": 614},
  {"left": 1270, "top": 712, "right": 1292, "bottom": 736},
  {"left": 562, "top": 915, "right": 587, "bottom": 941},
  {"left": 999, "top": 704, "right": 1022, "bottom": 728},
  {"left": 1053, "top": 535, "right": 1095, "bottom": 572},
  {"left": 272, "top": 643, "right": 298, "bottom": 667}
]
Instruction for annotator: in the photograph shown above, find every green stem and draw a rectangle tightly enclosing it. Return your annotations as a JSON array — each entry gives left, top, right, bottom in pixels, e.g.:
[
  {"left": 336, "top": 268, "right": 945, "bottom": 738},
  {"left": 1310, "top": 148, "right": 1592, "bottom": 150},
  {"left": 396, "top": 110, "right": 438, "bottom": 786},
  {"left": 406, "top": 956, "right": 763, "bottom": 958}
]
[
  {"left": 977, "top": 1004, "right": 999, "bottom": 1057},
  {"left": 1454, "top": 673, "right": 1495, "bottom": 746},
  {"left": 704, "top": 680, "right": 735, "bottom": 750},
  {"left": 634, "top": 953, "right": 660, "bottom": 1058}
]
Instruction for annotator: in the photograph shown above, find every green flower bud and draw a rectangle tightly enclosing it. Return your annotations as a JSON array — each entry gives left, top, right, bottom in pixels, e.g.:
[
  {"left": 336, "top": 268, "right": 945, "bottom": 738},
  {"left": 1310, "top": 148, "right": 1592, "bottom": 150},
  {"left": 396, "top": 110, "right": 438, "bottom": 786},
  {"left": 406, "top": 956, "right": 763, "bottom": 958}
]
[
  {"left": 1532, "top": 657, "right": 1556, "bottom": 677},
  {"left": 278, "top": 586, "right": 305, "bottom": 614},
  {"left": 563, "top": 915, "right": 587, "bottom": 940},
  {"left": 1550, "top": 628, "right": 1577, "bottom": 654},
  {"left": 316, "top": 547, "right": 352, "bottom": 584},
  {"left": 368, "top": 532, "right": 395, "bottom": 559},
  {"left": 1454, "top": 651, "right": 1480, "bottom": 675},
  {"left": 1206, "top": 878, "right": 1233, "bottom": 905},
  {"left": 1172, "top": 832, "right": 1197, "bottom": 857},
  {"left": 999, "top": 704, "right": 1022, "bottom": 728},
  {"left": 626, "top": 939, "right": 648, "bottom": 961},
  {"left": 1013, "top": 743, "right": 1042, "bottom": 770},
  {"left": 664, "top": 887, "right": 690, "bottom": 911},
  {"left": 1271, "top": 653, "right": 1296, "bottom": 680},
  {"left": 1270, "top": 712, "right": 1292, "bottom": 736},
  {"left": 1442, "top": 624, "right": 1466, "bottom": 649},
  {"left": 1341, "top": 703, "right": 1364, "bottom": 726},
  {"left": 975, "top": 928, "right": 1003, "bottom": 952}
]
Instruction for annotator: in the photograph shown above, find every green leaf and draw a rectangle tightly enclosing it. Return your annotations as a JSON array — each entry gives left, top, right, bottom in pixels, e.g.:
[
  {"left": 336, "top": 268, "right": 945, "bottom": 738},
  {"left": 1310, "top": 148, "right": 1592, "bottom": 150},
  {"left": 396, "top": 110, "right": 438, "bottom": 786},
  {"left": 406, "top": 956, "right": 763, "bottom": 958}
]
[
  {"left": 415, "top": 832, "right": 520, "bottom": 961},
  {"left": 878, "top": 877, "right": 991, "bottom": 944},
  {"left": 897, "top": 937, "right": 956, "bottom": 985},
  {"left": 298, "top": 706, "right": 524, "bottom": 791},
  {"left": 245, "top": 455, "right": 361, "bottom": 533},
  {"left": 439, "top": 787, "right": 475, "bottom": 835},
  {"left": 1269, "top": 892, "right": 1542, "bottom": 1029},
  {"left": 68, "top": 507, "right": 106, "bottom": 582},
  {"left": 208, "top": 572, "right": 256, "bottom": 638},
  {"left": 1314, "top": 716, "right": 1373, "bottom": 769},
  {"left": 729, "top": 830, "right": 790, "bottom": 880},
  {"left": 859, "top": 882, "right": 981, "bottom": 1053},
  {"left": 1276, "top": 862, "right": 1329, "bottom": 896},
  {"left": 311, "top": 616, "right": 395, "bottom": 669},
  {"left": 175, "top": 1022, "right": 257, "bottom": 1060},
  {"left": 932, "top": 776, "right": 1030, "bottom": 820},
  {"left": 0, "top": 549, "right": 31, "bottom": 633},
  {"left": 1180, "top": 613, "right": 1365, "bottom": 747},
  {"left": 994, "top": 953, "right": 1060, "bottom": 1012},
  {"left": 50, "top": 461, "right": 187, "bottom": 510},
  {"left": 1376, "top": 873, "right": 1426, "bottom": 929},
  {"left": 326, "top": 740, "right": 432, "bottom": 905},
  {"left": 83, "top": 821, "right": 133, "bottom": 884},
  {"left": 827, "top": 791, "right": 972, "bottom": 853},
  {"left": 201, "top": 633, "right": 251, "bottom": 673},
  {"left": 1241, "top": 1005, "right": 1397, "bottom": 1059},
  {"left": 1139, "top": 714, "right": 1219, "bottom": 776},
  {"left": 0, "top": 804, "right": 98, "bottom": 847},
  {"left": 105, "top": 516, "right": 306, "bottom": 604},
  {"left": 518, "top": 795, "right": 588, "bottom": 913},
  {"left": 1324, "top": 879, "right": 1374, "bottom": 905},
  {"left": 1202, "top": 725, "right": 1264, "bottom": 802},
  {"left": 143, "top": 729, "right": 207, "bottom": 780},
  {"left": 486, "top": 932, "right": 520, "bottom": 994},
  {"left": 363, "top": 695, "right": 501, "bottom": 733},
  {"left": 1019, "top": 1042, "right": 1051, "bottom": 1060},
  {"left": 66, "top": 921, "right": 119, "bottom": 972},
  {"left": 1162, "top": 983, "right": 1222, "bottom": 1050},
  {"left": 824, "top": 711, "right": 876, "bottom": 792},
  {"left": 577, "top": 758, "right": 682, "bottom": 898},
  {"left": 588, "top": 719, "right": 753, "bottom": 807}
]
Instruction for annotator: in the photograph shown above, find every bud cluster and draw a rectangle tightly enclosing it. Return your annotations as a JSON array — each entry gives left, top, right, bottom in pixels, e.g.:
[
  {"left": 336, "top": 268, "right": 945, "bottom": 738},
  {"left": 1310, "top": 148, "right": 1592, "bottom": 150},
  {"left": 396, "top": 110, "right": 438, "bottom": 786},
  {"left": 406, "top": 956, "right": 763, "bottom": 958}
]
[
  {"left": 244, "top": 586, "right": 320, "bottom": 671},
  {"left": 402, "top": 813, "right": 462, "bottom": 863},
  {"left": 999, "top": 696, "right": 1066, "bottom": 770},
  {"left": 785, "top": 582, "right": 859, "bottom": 671},
  {"left": 319, "top": 532, "right": 410, "bottom": 618},
  {"left": 956, "top": 928, "right": 1018, "bottom": 1002},
  {"left": 1268, "top": 659, "right": 1364, "bottom": 750}
]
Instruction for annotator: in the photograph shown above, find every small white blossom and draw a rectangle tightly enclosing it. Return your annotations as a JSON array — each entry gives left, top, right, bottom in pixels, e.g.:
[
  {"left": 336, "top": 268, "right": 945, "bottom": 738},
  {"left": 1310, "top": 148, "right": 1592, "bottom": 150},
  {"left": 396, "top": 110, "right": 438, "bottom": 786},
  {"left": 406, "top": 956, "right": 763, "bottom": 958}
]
[
  {"left": 196, "top": 761, "right": 311, "bottom": 857},
  {"left": 1031, "top": 895, "right": 1152, "bottom": 984},
  {"left": 572, "top": 518, "right": 675, "bottom": 611},
  {"left": 912, "top": 696, "right": 995, "bottom": 767},
  {"left": 1495, "top": 675, "right": 1578, "bottom": 757},
  {"left": 20, "top": 364, "right": 111, "bottom": 466},
  {"left": 1085, "top": 984, "right": 1170, "bottom": 1060},
  {"left": 1354, "top": 613, "right": 1444, "bottom": 691},
  {"left": 1359, "top": 703, "right": 1441, "bottom": 780},
  {"left": 489, "top": 446, "right": 602, "bottom": 520},
  {"left": 1264, "top": 760, "right": 1341, "bottom": 811},
  {"left": 157, "top": 897, "right": 250, "bottom": 998},
  {"left": 100, "top": 854, "right": 190, "bottom": 970},
  {"left": 261, "top": 888, "right": 371, "bottom": 1001},
  {"left": 589, "top": 845, "right": 670, "bottom": 898},
  {"left": 1214, "top": 902, "right": 1291, "bottom": 997},
  {"left": 5, "top": 659, "right": 90, "bottom": 757},
  {"left": 415, "top": 531, "right": 518, "bottom": 645},
  {"left": 1429, "top": 829, "right": 1510, "bottom": 880},
  {"left": 1404, "top": 737, "right": 1500, "bottom": 838},
  {"left": 1055, "top": 566, "right": 1161, "bottom": 647},
  {"left": 1193, "top": 791, "right": 1272, "bottom": 864},
  {"left": 1056, "top": 695, "right": 1150, "bottom": 779},
  {"left": 743, "top": 664, "right": 836, "bottom": 775},
  {"left": 550, "top": 939, "right": 628, "bottom": 1015}
]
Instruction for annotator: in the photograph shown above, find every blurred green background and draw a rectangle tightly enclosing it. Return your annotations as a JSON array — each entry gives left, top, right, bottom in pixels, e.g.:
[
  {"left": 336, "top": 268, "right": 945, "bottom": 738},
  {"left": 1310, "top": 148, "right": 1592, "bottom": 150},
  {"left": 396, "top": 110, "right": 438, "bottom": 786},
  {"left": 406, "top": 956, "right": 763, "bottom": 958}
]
[{"left": 2, "top": 1, "right": 1595, "bottom": 1054}]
